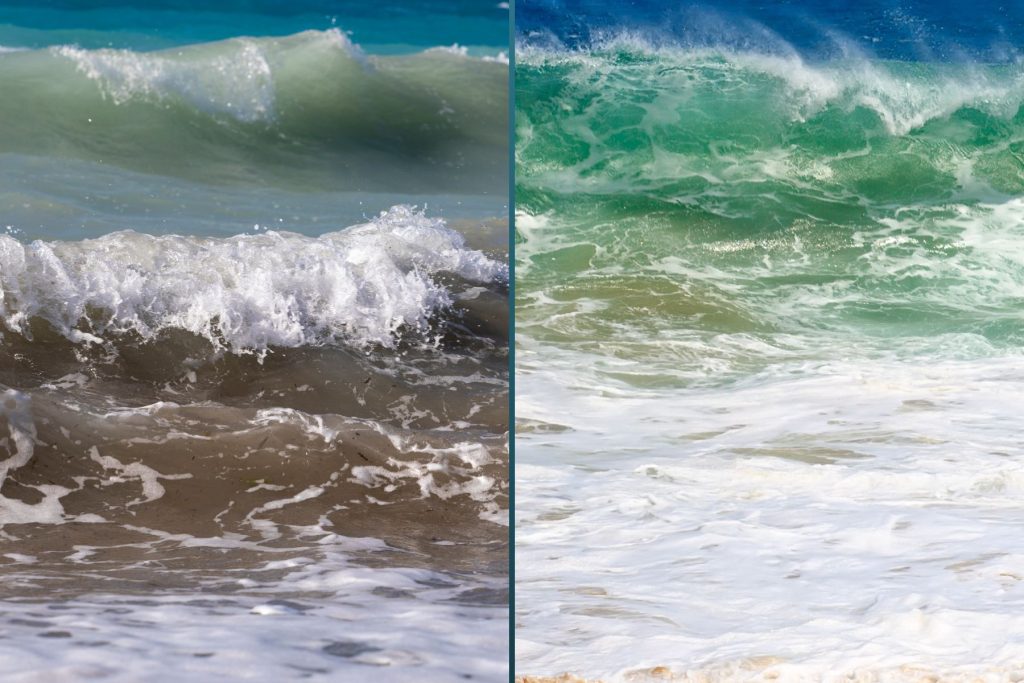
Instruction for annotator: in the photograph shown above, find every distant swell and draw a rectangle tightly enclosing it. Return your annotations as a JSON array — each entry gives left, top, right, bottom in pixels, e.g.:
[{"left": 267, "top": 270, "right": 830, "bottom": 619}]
[{"left": 0, "top": 205, "right": 507, "bottom": 353}]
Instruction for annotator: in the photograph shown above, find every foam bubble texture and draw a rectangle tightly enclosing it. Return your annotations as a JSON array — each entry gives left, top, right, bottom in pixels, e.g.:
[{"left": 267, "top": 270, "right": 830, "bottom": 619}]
[
  {"left": 0, "top": 205, "right": 507, "bottom": 353},
  {"left": 53, "top": 29, "right": 360, "bottom": 123}
]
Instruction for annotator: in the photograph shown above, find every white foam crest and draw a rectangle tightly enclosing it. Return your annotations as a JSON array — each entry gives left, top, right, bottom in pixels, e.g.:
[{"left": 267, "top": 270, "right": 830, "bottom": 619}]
[
  {"left": 0, "top": 390, "right": 73, "bottom": 526},
  {"left": 516, "top": 346, "right": 1024, "bottom": 677},
  {"left": 88, "top": 445, "right": 191, "bottom": 506},
  {"left": 252, "top": 408, "right": 343, "bottom": 443},
  {"left": 423, "top": 44, "right": 509, "bottom": 64},
  {"left": 520, "top": 39, "right": 1024, "bottom": 135},
  {"left": 350, "top": 436, "right": 502, "bottom": 507},
  {"left": 0, "top": 205, "right": 506, "bottom": 353},
  {"left": 51, "top": 29, "right": 365, "bottom": 123},
  {"left": 427, "top": 44, "right": 472, "bottom": 58},
  {"left": 825, "top": 60, "right": 1024, "bottom": 134},
  {"left": 55, "top": 40, "right": 276, "bottom": 122}
]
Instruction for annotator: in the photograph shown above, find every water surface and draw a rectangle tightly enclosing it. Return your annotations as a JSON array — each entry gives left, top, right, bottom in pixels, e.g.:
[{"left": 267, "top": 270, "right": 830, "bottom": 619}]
[
  {"left": 516, "top": 1, "right": 1024, "bottom": 679},
  {"left": 0, "top": 2, "right": 509, "bottom": 680}
]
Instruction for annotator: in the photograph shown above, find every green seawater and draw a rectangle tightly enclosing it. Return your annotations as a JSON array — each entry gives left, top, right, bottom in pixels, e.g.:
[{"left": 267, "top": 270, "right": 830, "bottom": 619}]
[
  {"left": 0, "top": 30, "right": 509, "bottom": 241},
  {"left": 516, "top": 46, "right": 1024, "bottom": 388},
  {"left": 0, "top": 32, "right": 507, "bottom": 192}
]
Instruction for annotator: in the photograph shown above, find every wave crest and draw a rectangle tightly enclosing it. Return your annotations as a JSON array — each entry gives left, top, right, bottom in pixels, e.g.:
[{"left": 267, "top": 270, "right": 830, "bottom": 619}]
[{"left": 0, "top": 206, "right": 507, "bottom": 353}]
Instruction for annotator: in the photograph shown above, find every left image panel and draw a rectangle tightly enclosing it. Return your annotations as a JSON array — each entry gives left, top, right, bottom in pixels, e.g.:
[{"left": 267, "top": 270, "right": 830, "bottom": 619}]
[{"left": 0, "top": 1, "right": 510, "bottom": 680}]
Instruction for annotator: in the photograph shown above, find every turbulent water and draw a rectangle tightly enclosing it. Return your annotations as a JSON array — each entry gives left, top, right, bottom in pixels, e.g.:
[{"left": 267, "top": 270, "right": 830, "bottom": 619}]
[
  {"left": 515, "top": 25, "right": 1024, "bottom": 683},
  {"left": 0, "top": 3, "right": 509, "bottom": 680}
]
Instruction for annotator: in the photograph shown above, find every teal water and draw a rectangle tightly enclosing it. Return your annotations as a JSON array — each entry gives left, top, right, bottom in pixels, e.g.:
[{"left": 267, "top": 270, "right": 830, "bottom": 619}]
[
  {"left": 0, "top": 0, "right": 508, "bottom": 52},
  {"left": 518, "top": 44, "right": 1024, "bottom": 371},
  {"left": 516, "top": 39, "right": 1024, "bottom": 681},
  {"left": 0, "top": 28, "right": 508, "bottom": 240}
]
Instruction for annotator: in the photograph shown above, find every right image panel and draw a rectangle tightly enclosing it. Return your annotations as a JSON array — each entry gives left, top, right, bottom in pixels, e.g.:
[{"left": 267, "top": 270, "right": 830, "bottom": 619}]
[{"left": 515, "top": 0, "right": 1024, "bottom": 680}]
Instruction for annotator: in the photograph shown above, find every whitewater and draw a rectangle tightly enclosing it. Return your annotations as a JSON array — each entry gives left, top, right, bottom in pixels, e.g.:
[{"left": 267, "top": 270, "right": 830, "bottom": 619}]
[
  {"left": 0, "top": 2, "right": 510, "bottom": 680},
  {"left": 515, "top": 14, "right": 1024, "bottom": 682}
]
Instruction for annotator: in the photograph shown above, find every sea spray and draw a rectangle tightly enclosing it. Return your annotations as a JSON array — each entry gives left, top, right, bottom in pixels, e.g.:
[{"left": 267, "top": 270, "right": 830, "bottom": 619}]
[
  {"left": 516, "top": 26, "right": 1024, "bottom": 683},
  {"left": 0, "top": 205, "right": 506, "bottom": 352}
]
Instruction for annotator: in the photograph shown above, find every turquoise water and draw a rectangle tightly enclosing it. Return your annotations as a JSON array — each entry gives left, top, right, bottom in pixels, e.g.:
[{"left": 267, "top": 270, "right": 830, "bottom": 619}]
[
  {"left": 515, "top": 34, "right": 1024, "bottom": 682},
  {"left": 0, "top": 1, "right": 507, "bottom": 52}
]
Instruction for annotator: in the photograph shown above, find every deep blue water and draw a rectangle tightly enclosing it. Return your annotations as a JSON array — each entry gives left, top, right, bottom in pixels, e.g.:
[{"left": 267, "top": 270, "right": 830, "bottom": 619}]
[
  {"left": 517, "top": 0, "right": 1024, "bottom": 62},
  {"left": 0, "top": 0, "right": 508, "bottom": 51}
]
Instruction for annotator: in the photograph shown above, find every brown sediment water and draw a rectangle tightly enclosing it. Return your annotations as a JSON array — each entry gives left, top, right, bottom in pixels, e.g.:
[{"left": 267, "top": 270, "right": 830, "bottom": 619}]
[
  {"left": 0, "top": 215, "right": 509, "bottom": 679},
  {"left": 0, "top": 281, "right": 509, "bottom": 572}
]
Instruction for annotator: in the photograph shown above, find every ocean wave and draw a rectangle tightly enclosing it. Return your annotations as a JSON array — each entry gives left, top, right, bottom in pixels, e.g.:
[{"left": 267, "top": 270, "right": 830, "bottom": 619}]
[
  {"left": 50, "top": 28, "right": 366, "bottom": 124},
  {"left": 516, "top": 37, "right": 1024, "bottom": 376},
  {"left": 0, "top": 205, "right": 507, "bottom": 354},
  {"left": 520, "top": 36, "right": 1024, "bottom": 136},
  {"left": 0, "top": 29, "right": 508, "bottom": 189},
  {"left": 517, "top": 40, "right": 1024, "bottom": 212}
]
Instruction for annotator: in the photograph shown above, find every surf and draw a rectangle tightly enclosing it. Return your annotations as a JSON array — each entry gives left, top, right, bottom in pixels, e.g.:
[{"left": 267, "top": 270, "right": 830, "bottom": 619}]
[
  {"left": 518, "top": 40, "right": 1024, "bottom": 211},
  {"left": 515, "top": 13, "right": 1024, "bottom": 683},
  {"left": 0, "top": 29, "right": 508, "bottom": 191}
]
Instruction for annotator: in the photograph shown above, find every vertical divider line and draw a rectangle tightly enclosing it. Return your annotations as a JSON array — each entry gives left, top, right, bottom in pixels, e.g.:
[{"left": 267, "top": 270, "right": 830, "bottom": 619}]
[{"left": 507, "top": 0, "right": 517, "bottom": 680}]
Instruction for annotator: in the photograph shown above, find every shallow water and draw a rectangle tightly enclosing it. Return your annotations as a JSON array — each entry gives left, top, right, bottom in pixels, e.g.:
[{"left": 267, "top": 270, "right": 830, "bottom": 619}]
[
  {"left": 515, "top": 4, "right": 1024, "bottom": 678},
  {"left": 0, "top": 2, "right": 509, "bottom": 679}
]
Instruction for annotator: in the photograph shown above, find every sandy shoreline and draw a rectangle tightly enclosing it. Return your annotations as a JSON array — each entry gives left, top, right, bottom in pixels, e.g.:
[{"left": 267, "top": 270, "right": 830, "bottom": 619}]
[{"left": 516, "top": 660, "right": 1024, "bottom": 682}]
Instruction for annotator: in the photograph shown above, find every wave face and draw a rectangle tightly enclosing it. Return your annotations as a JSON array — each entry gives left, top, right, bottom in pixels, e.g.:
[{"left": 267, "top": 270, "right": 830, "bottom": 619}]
[
  {"left": 0, "top": 29, "right": 508, "bottom": 192},
  {"left": 515, "top": 32, "right": 1024, "bottom": 683},
  {"left": 517, "top": 43, "right": 1024, "bottom": 360},
  {"left": 1, "top": 202, "right": 509, "bottom": 548},
  {"left": 519, "top": 41, "right": 1024, "bottom": 188}
]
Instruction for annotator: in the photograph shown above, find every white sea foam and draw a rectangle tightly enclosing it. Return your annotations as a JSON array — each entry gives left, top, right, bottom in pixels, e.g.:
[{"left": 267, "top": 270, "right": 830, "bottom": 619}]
[
  {"left": 351, "top": 436, "right": 502, "bottom": 509},
  {"left": 0, "top": 205, "right": 506, "bottom": 353},
  {"left": 519, "top": 38, "right": 1024, "bottom": 135},
  {"left": 0, "top": 535, "right": 508, "bottom": 682},
  {"left": 429, "top": 44, "right": 473, "bottom": 58},
  {"left": 53, "top": 29, "right": 361, "bottom": 123},
  {"left": 55, "top": 41, "right": 277, "bottom": 122},
  {"left": 0, "top": 389, "right": 73, "bottom": 525},
  {"left": 0, "top": 389, "right": 35, "bottom": 485},
  {"left": 88, "top": 445, "right": 191, "bottom": 506},
  {"left": 517, "top": 344, "right": 1024, "bottom": 679}
]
